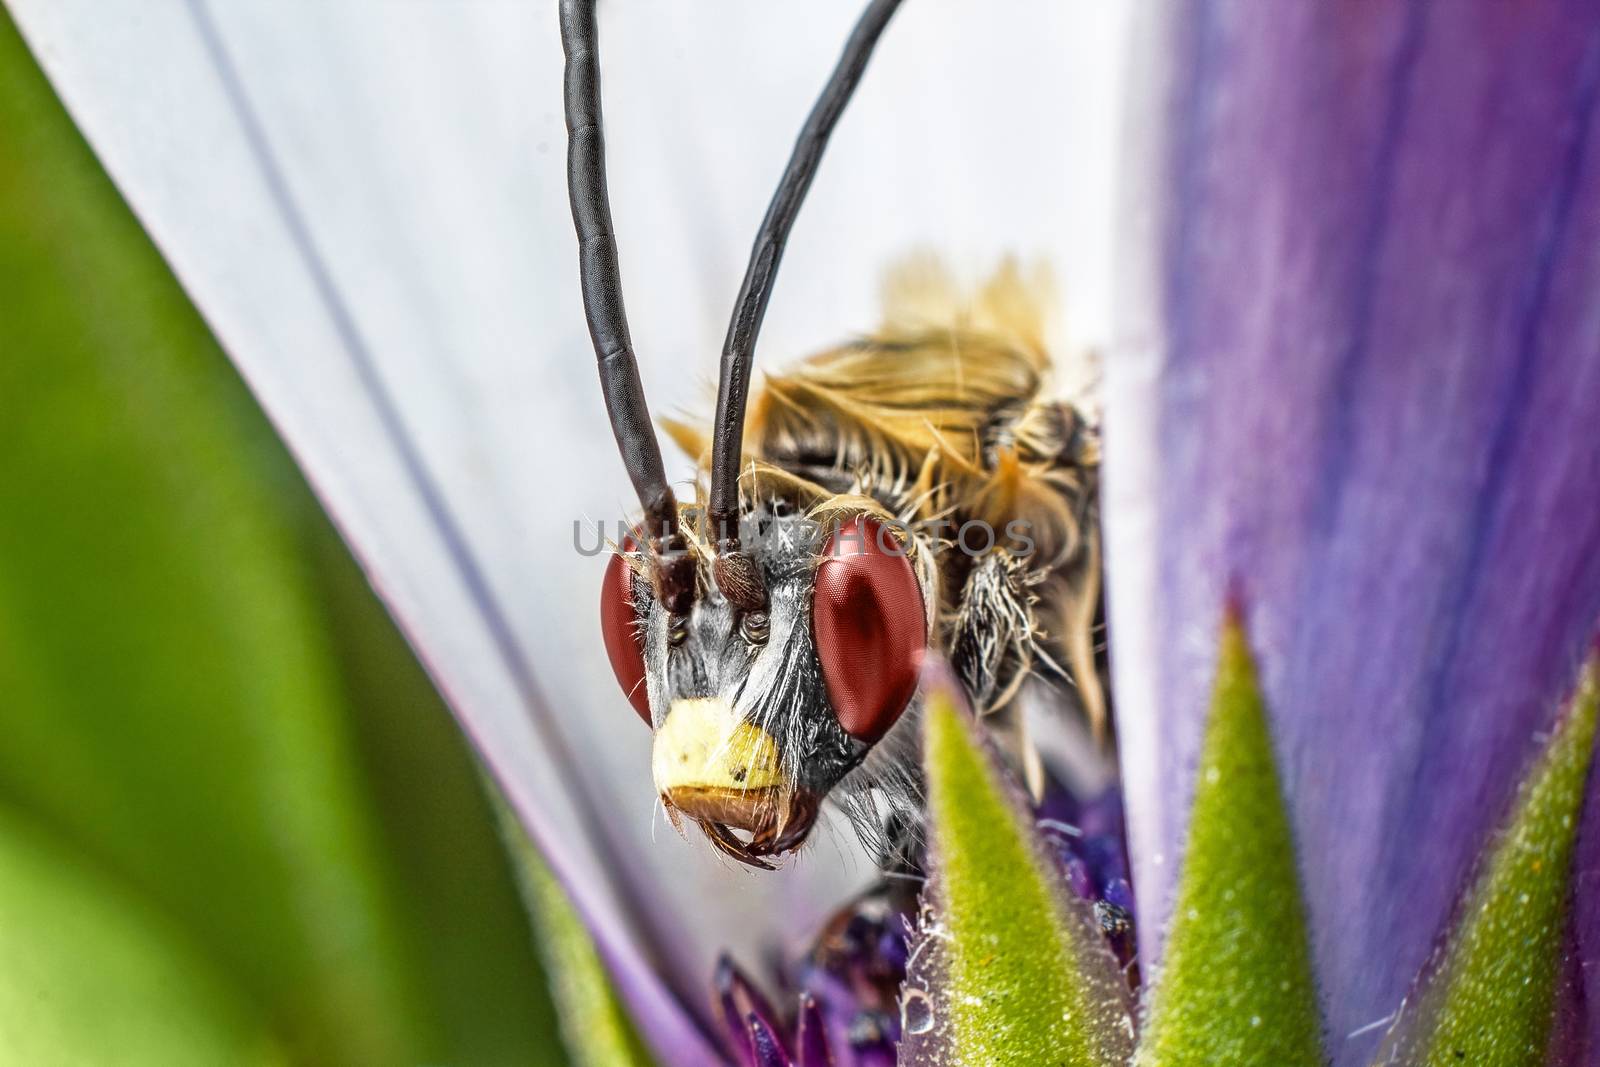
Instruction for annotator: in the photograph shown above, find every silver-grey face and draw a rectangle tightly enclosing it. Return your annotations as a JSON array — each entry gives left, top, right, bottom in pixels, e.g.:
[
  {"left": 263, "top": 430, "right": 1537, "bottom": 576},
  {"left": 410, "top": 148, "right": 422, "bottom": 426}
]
[{"left": 629, "top": 505, "right": 871, "bottom": 865}]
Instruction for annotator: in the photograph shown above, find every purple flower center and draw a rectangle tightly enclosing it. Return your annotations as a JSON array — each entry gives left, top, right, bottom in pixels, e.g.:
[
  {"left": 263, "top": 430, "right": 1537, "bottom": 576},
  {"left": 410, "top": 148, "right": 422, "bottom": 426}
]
[{"left": 712, "top": 777, "right": 1136, "bottom": 1065}]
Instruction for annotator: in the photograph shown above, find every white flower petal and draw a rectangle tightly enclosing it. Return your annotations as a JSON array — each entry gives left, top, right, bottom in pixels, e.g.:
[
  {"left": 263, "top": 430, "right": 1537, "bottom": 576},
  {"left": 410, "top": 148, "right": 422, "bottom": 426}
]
[{"left": 10, "top": 0, "right": 1128, "bottom": 1053}]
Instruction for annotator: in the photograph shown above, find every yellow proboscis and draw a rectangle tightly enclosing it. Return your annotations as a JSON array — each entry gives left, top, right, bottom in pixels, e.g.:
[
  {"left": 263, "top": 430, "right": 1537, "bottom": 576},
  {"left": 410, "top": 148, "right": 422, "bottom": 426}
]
[{"left": 652, "top": 698, "right": 786, "bottom": 801}]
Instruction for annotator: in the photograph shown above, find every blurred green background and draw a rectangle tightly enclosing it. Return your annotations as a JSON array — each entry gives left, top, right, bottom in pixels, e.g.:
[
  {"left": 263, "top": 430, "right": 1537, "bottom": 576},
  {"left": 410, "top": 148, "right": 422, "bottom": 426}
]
[{"left": 0, "top": 10, "right": 569, "bottom": 1064}]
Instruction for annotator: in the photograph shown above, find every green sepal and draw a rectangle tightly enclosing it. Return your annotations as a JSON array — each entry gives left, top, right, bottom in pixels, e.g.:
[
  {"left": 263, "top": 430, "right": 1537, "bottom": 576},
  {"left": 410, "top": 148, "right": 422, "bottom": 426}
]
[
  {"left": 496, "top": 798, "right": 657, "bottom": 1067},
  {"left": 904, "top": 668, "right": 1135, "bottom": 1067},
  {"left": 1137, "top": 616, "right": 1326, "bottom": 1066},
  {"left": 1372, "top": 656, "right": 1600, "bottom": 1066}
]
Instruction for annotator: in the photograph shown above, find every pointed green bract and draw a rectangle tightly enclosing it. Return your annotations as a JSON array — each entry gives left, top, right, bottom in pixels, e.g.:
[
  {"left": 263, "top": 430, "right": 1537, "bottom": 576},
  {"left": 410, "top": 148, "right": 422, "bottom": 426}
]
[
  {"left": 497, "top": 800, "right": 656, "bottom": 1067},
  {"left": 1138, "top": 617, "right": 1325, "bottom": 1066},
  {"left": 1373, "top": 656, "right": 1599, "bottom": 1067},
  {"left": 918, "top": 678, "right": 1134, "bottom": 1067}
]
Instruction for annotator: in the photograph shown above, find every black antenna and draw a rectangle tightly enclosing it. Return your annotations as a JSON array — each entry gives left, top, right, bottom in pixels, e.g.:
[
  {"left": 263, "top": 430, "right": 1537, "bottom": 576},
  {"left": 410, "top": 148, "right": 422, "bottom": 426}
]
[
  {"left": 560, "top": 0, "right": 694, "bottom": 615},
  {"left": 707, "top": 0, "right": 905, "bottom": 610}
]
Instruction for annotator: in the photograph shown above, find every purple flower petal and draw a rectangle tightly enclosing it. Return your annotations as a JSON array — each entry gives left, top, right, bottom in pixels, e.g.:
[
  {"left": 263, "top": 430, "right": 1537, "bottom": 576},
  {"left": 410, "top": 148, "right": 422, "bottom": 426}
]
[
  {"left": 794, "top": 994, "right": 833, "bottom": 1067},
  {"left": 792, "top": 885, "right": 910, "bottom": 1065},
  {"left": 716, "top": 956, "right": 788, "bottom": 1067},
  {"left": 746, "top": 1012, "right": 793, "bottom": 1067},
  {"left": 1107, "top": 4, "right": 1600, "bottom": 1063}
]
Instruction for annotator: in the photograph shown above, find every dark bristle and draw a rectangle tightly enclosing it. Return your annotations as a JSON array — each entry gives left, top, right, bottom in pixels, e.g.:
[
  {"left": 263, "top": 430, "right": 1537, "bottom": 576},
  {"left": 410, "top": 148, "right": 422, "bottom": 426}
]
[
  {"left": 559, "top": 0, "right": 693, "bottom": 611},
  {"left": 708, "top": 0, "right": 907, "bottom": 558}
]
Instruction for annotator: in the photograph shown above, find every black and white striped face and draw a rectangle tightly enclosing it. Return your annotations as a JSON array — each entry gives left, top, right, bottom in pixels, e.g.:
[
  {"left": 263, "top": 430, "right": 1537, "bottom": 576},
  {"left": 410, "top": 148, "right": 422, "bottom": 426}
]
[{"left": 600, "top": 505, "right": 928, "bottom": 867}]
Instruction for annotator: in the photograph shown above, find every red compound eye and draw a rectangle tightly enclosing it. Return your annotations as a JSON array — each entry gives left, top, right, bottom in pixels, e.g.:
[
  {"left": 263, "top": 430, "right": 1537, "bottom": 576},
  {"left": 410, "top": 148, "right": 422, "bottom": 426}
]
[
  {"left": 600, "top": 542, "right": 651, "bottom": 724},
  {"left": 812, "top": 516, "right": 926, "bottom": 742}
]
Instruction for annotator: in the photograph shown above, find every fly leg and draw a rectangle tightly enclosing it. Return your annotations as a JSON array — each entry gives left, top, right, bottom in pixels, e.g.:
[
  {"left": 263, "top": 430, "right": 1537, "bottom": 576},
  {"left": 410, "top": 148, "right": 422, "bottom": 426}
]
[
  {"left": 948, "top": 547, "right": 1039, "bottom": 715},
  {"left": 946, "top": 545, "right": 1053, "bottom": 799}
]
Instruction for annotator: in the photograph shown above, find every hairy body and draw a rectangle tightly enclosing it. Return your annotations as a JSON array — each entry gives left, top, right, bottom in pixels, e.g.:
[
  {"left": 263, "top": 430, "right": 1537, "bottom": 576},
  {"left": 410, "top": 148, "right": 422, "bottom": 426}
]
[{"left": 640, "top": 260, "right": 1104, "bottom": 864}]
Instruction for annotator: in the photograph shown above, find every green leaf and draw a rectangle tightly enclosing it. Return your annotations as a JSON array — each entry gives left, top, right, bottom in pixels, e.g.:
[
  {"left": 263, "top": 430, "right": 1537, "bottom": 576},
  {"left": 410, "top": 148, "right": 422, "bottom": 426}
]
[
  {"left": 0, "top": 12, "right": 557, "bottom": 1064},
  {"left": 0, "top": 806, "right": 284, "bottom": 1065},
  {"left": 497, "top": 799, "right": 657, "bottom": 1067},
  {"left": 909, "top": 671, "right": 1135, "bottom": 1067},
  {"left": 1372, "top": 655, "right": 1599, "bottom": 1067},
  {"left": 0, "top": 14, "right": 413, "bottom": 1058},
  {"left": 312, "top": 535, "right": 565, "bottom": 1066},
  {"left": 1137, "top": 616, "right": 1325, "bottom": 1066}
]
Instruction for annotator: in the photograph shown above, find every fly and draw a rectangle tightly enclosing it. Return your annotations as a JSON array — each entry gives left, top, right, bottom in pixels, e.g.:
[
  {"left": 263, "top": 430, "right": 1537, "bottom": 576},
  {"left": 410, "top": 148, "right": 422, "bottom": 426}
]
[{"left": 561, "top": 0, "right": 1103, "bottom": 868}]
